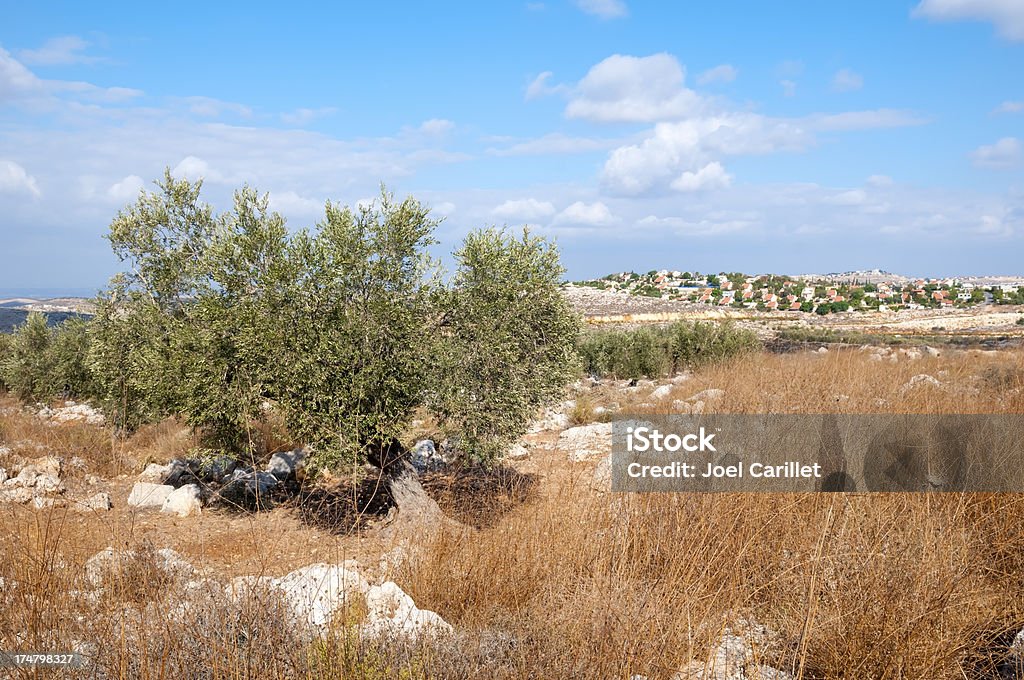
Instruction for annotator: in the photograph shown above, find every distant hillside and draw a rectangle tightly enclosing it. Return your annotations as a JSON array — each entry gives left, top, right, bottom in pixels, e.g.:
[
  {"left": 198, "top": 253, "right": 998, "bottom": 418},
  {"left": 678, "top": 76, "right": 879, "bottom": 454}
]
[{"left": 0, "top": 309, "right": 92, "bottom": 334}]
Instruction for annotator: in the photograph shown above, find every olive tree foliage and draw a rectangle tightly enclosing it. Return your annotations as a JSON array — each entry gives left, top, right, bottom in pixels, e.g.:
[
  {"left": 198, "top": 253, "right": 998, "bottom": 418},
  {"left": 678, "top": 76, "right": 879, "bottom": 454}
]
[
  {"left": 0, "top": 313, "right": 96, "bottom": 402},
  {"left": 90, "top": 171, "right": 580, "bottom": 470},
  {"left": 90, "top": 170, "right": 290, "bottom": 452},
  {"left": 272, "top": 197, "right": 440, "bottom": 469},
  {"left": 429, "top": 228, "right": 581, "bottom": 463}
]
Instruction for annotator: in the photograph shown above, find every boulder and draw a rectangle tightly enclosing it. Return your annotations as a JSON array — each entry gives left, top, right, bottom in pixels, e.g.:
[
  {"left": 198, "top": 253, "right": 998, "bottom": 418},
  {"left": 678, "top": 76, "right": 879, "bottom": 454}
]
[
  {"left": 276, "top": 563, "right": 368, "bottom": 629},
  {"left": 84, "top": 546, "right": 195, "bottom": 588},
  {"left": 673, "top": 618, "right": 790, "bottom": 680},
  {"left": 360, "top": 580, "right": 453, "bottom": 641},
  {"left": 163, "top": 460, "right": 201, "bottom": 488},
  {"left": 689, "top": 389, "right": 725, "bottom": 402},
  {"left": 198, "top": 455, "right": 238, "bottom": 484},
  {"left": 650, "top": 385, "right": 674, "bottom": 400},
  {"left": 161, "top": 484, "right": 202, "bottom": 517},
  {"left": 127, "top": 482, "right": 174, "bottom": 509},
  {"left": 138, "top": 462, "right": 171, "bottom": 483},
  {"left": 0, "top": 487, "right": 34, "bottom": 504},
  {"left": 902, "top": 374, "right": 942, "bottom": 392},
  {"left": 560, "top": 422, "right": 613, "bottom": 462},
  {"left": 923, "top": 345, "right": 941, "bottom": 357},
  {"left": 266, "top": 448, "right": 306, "bottom": 481},
  {"left": 32, "top": 496, "right": 67, "bottom": 510}
]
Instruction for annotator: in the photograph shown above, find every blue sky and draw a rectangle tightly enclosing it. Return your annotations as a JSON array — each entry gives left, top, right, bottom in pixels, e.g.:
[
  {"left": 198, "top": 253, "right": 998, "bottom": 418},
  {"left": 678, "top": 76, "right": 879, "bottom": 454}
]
[{"left": 1, "top": 0, "right": 1023, "bottom": 294}]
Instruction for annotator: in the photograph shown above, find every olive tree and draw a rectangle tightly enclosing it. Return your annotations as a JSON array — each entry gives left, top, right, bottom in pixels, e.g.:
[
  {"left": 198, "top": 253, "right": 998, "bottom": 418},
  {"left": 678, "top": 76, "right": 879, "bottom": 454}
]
[{"left": 429, "top": 228, "right": 581, "bottom": 464}]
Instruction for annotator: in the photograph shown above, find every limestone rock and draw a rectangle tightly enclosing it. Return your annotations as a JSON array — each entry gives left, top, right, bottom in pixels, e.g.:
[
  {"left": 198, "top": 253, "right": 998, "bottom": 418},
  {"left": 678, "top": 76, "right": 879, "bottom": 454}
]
[
  {"left": 560, "top": 422, "right": 613, "bottom": 462},
  {"left": 127, "top": 482, "right": 174, "bottom": 509},
  {"left": 360, "top": 580, "right": 453, "bottom": 641},
  {"left": 161, "top": 484, "right": 202, "bottom": 517}
]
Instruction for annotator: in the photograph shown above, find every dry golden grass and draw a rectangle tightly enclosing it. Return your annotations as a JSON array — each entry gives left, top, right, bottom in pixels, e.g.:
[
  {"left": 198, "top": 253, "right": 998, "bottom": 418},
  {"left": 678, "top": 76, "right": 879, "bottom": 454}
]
[{"left": 0, "top": 347, "right": 1023, "bottom": 678}]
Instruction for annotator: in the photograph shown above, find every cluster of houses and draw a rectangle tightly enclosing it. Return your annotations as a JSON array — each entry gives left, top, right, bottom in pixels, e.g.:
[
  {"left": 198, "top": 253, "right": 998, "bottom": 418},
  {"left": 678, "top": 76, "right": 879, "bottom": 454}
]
[{"left": 577, "top": 270, "right": 1024, "bottom": 314}]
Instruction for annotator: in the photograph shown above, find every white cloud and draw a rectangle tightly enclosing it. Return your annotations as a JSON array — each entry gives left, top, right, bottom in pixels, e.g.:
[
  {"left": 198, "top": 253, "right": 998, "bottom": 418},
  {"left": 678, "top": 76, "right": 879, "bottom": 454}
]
[
  {"left": 971, "top": 137, "right": 1021, "bottom": 168},
  {"left": 268, "top": 190, "right": 323, "bottom": 217},
  {"left": 492, "top": 198, "right": 556, "bottom": 220},
  {"left": 0, "top": 160, "right": 41, "bottom": 197},
  {"left": 670, "top": 161, "right": 732, "bottom": 192},
  {"left": 525, "top": 71, "right": 568, "bottom": 100},
  {"left": 696, "top": 64, "right": 737, "bottom": 85},
  {"left": 866, "top": 174, "right": 894, "bottom": 186},
  {"left": 554, "top": 201, "right": 615, "bottom": 226},
  {"left": 280, "top": 107, "right": 337, "bottom": 126},
  {"left": 993, "top": 100, "right": 1024, "bottom": 114},
  {"left": 418, "top": 118, "right": 455, "bottom": 135},
  {"left": 601, "top": 115, "right": 810, "bottom": 195},
  {"left": 826, "top": 189, "right": 868, "bottom": 205},
  {"left": 106, "top": 175, "right": 144, "bottom": 202},
  {"left": 487, "top": 132, "right": 620, "bottom": 156},
  {"left": 832, "top": 68, "right": 864, "bottom": 92},
  {"left": 573, "top": 0, "right": 628, "bottom": 19},
  {"left": 432, "top": 201, "right": 456, "bottom": 216},
  {"left": 16, "top": 36, "right": 100, "bottom": 66},
  {"left": 172, "top": 156, "right": 224, "bottom": 182},
  {"left": 808, "top": 109, "right": 927, "bottom": 131},
  {"left": 565, "top": 53, "right": 706, "bottom": 123},
  {"left": 914, "top": 0, "right": 1024, "bottom": 40},
  {"left": 184, "top": 96, "right": 253, "bottom": 118}
]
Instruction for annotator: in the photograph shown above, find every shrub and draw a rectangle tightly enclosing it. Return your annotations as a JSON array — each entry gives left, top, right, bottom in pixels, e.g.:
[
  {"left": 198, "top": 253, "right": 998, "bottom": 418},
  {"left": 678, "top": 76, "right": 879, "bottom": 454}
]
[
  {"left": 89, "top": 172, "right": 578, "bottom": 469},
  {"left": 579, "top": 321, "right": 760, "bottom": 379},
  {"left": 429, "top": 228, "right": 581, "bottom": 464}
]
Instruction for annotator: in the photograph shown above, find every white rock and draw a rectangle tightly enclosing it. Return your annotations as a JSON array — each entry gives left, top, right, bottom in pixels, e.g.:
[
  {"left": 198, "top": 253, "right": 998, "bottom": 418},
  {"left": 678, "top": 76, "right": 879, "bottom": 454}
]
[
  {"left": 0, "top": 468, "right": 6, "bottom": 484},
  {"left": 688, "top": 389, "right": 725, "bottom": 402},
  {"left": 138, "top": 463, "right": 171, "bottom": 483},
  {"left": 903, "top": 374, "right": 942, "bottom": 391},
  {"left": 923, "top": 345, "right": 941, "bottom": 357},
  {"left": 360, "top": 581, "right": 452, "bottom": 641},
  {"left": 560, "top": 422, "right": 613, "bottom": 462},
  {"left": 506, "top": 444, "right": 530, "bottom": 461},
  {"left": 816, "top": 346, "right": 829, "bottom": 354},
  {"left": 868, "top": 353, "right": 883, "bottom": 362},
  {"left": 277, "top": 563, "right": 368, "bottom": 629},
  {"left": 32, "top": 496, "right": 67, "bottom": 510},
  {"left": 0, "top": 487, "right": 34, "bottom": 504},
  {"left": 650, "top": 385, "right": 674, "bottom": 400},
  {"left": 84, "top": 546, "right": 194, "bottom": 588},
  {"left": 127, "top": 482, "right": 174, "bottom": 509},
  {"left": 161, "top": 484, "right": 202, "bottom": 517}
]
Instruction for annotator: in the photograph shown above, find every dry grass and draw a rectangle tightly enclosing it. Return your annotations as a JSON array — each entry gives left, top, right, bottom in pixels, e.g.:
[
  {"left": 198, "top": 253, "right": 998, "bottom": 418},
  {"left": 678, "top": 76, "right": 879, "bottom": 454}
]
[{"left": 1, "top": 347, "right": 1023, "bottom": 678}]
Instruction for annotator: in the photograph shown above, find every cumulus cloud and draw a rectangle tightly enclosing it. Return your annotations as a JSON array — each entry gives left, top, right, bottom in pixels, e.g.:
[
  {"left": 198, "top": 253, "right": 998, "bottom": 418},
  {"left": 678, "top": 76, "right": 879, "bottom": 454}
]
[
  {"left": 696, "top": 64, "right": 737, "bottom": 85},
  {"left": 106, "top": 175, "right": 144, "bottom": 202},
  {"left": 914, "top": 0, "right": 1024, "bottom": 40},
  {"left": 565, "top": 53, "right": 707, "bottom": 123},
  {"left": 0, "top": 160, "right": 41, "bottom": 197},
  {"left": 601, "top": 115, "right": 810, "bottom": 195},
  {"left": 553, "top": 201, "right": 615, "bottom": 226},
  {"left": 16, "top": 36, "right": 100, "bottom": 66},
  {"left": 832, "top": 68, "right": 864, "bottom": 92},
  {"left": 172, "top": 156, "right": 224, "bottom": 182},
  {"left": 971, "top": 137, "right": 1021, "bottom": 168},
  {"left": 670, "top": 161, "right": 732, "bottom": 192},
  {"left": 268, "top": 190, "right": 324, "bottom": 217},
  {"left": 492, "top": 198, "right": 556, "bottom": 220},
  {"left": 993, "top": 100, "right": 1024, "bottom": 114},
  {"left": 573, "top": 0, "right": 628, "bottom": 19}
]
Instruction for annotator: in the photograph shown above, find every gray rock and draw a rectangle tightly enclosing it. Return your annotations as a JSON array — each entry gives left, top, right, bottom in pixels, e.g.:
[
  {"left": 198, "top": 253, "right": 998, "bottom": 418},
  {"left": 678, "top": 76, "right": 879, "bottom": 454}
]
[
  {"left": 410, "top": 439, "right": 447, "bottom": 473},
  {"left": 161, "top": 484, "right": 202, "bottom": 517},
  {"left": 650, "top": 384, "right": 674, "bottom": 400},
  {"left": 127, "top": 482, "right": 174, "bottom": 509},
  {"left": 216, "top": 470, "right": 278, "bottom": 510},
  {"left": 267, "top": 448, "right": 306, "bottom": 481}
]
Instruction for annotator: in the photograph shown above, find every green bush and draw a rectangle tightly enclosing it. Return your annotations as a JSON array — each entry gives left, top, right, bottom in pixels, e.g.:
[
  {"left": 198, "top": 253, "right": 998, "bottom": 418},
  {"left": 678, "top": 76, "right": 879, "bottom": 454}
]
[
  {"left": 0, "top": 313, "right": 97, "bottom": 402},
  {"left": 429, "top": 228, "right": 581, "bottom": 464},
  {"left": 88, "top": 171, "right": 579, "bottom": 469},
  {"left": 579, "top": 321, "right": 759, "bottom": 379}
]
